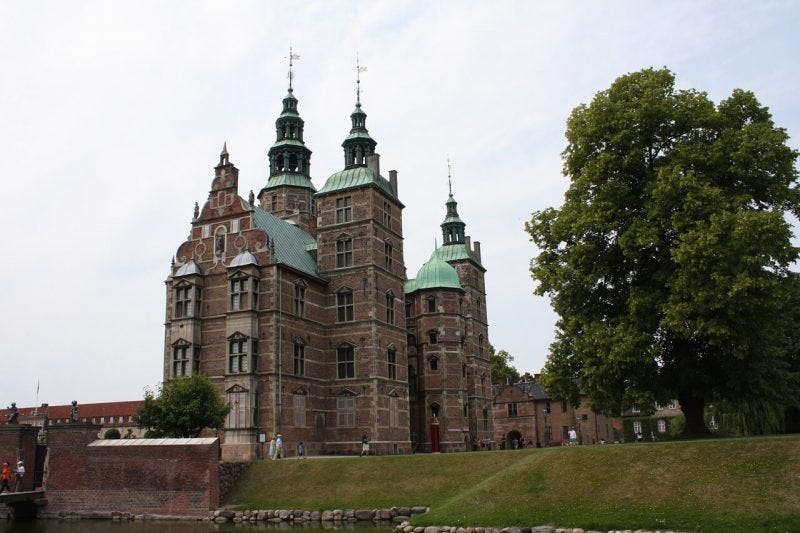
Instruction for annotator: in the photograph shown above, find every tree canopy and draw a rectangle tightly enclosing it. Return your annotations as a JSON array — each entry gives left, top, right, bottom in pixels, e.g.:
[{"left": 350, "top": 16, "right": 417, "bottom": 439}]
[
  {"left": 135, "top": 374, "right": 229, "bottom": 438},
  {"left": 526, "top": 68, "right": 800, "bottom": 435},
  {"left": 490, "top": 345, "right": 521, "bottom": 384}
]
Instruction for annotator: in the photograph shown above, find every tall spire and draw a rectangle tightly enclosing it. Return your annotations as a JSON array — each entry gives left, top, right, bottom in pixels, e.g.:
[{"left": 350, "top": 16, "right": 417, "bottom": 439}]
[
  {"left": 263, "top": 46, "right": 314, "bottom": 189},
  {"left": 342, "top": 54, "right": 377, "bottom": 169},
  {"left": 441, "top": 161, "right": 466, "bottom": 246}
]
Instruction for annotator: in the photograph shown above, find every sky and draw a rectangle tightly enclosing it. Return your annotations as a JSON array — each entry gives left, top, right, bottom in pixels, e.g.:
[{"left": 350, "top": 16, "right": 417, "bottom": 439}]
[{"left": 1, "top": 1, "right": 799, "bottom": 408}]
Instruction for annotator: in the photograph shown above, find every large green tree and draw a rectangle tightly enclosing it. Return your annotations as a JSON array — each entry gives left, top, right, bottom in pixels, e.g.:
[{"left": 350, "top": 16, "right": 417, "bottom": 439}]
[
  {"left": 490, "top": 345, "right": 521, "bottom": 384},
  {"left": 526, "top": 68, "right": 800, "bottom": 435},
  {"left": 135, "top": 374, "right": 230, "bottom": 438}
]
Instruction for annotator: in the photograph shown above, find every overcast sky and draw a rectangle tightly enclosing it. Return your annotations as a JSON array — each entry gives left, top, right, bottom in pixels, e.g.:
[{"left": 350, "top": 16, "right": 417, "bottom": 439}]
[{"left": 1, "top": 1, "right": 798, "bottom": 408}]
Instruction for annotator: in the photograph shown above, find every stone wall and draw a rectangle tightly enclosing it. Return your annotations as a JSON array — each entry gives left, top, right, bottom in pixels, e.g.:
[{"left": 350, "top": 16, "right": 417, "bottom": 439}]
[
  {"left": 218, "top": 461, "right": 250, "bottom": 500},
  {"left": 0, "top": 424, "right": 39, "bottom": 492},
  {"left": 43, "top": 424, "right": 219, "bottom": 517}
]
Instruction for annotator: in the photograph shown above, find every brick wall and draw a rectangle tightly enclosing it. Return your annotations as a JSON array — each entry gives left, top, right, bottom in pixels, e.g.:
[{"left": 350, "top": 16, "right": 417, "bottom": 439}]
[
  {"left": 44, "top": 424, "right": 219, "bottom": 516},
  {"left": 0, "top": 424, "right": 39, "bottom": 492}
]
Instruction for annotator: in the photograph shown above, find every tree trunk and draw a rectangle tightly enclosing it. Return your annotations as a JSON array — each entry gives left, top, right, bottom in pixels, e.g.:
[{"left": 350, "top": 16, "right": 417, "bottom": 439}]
[{"left": 679, "top": 394, "right": 711, "bottom": 436}]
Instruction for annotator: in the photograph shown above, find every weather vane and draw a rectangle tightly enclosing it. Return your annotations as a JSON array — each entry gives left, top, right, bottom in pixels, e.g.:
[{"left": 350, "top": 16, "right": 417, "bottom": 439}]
[
  {"left": 287, "top": 45, "right": 300, "bottom": 89},
  {"left": 447, "top": 156, "right": 453, "bottom": 195},
  {"left": 356, "top": 53, "right": 367, "bottom": 104}
]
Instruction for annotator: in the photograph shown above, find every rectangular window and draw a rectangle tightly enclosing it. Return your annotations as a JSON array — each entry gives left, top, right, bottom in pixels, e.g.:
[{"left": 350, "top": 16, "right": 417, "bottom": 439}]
[
  {"left": 388, "top": 349, "right": 397, "bottom": 380},
  {"left": 173, "top": 345, "right": 190, "bottom": 376},
  {"left": 231, "top": 219, "right": 239, "bottom": 233},
  {"left": 405, "top": 300, "right": 412, "bottom": 318},
  {"left": 175, "top": 286, "right": 191, "bottom": 318},
  {"left": 230, "top": 278, "right": 247, "bottom": 311},
  {"left": 294, "top": 284, "right": 306, "bottom": 316},
  {"left": 389, "top": 395, "right": 399, "bottom": 427},
  {"left": 293, "top": 394, "right": 306, "bottom": 427},
  {"left": 335, "top": 196, "right": 352, "bottom": 223},
  {"left": 386, "top": 293, "right": 395, "bottom": 324},
  {"left": 336, "top": 238, "right": 353, "bottom": 268},
  {"left": 227, "top": 390, "right": 248, "bottom": 428},
  {"left": 202, "top": 225, "right": 210, "bottom": 238},
  {"left": 383, "top": 201, "right": 392, "bottom": 227},
  {"left": 337, "top": 290, "right": 354, "bottom": 322},
  {"left": 384, "top": 241, "right": 393, "bottom": 270},
  {"left": 271, "top": 195, "right": 277, "bottom": 211},
  {"left": 337, "top": 396, "right": 355, "bottom": 427},
  {"left": 482, "top": 408, "right": 489, "bottom": 431},
  {"left": 427, "top": 298, "right": 436, "bottom": 313},
  {"left": 561, "top": 399, "right": 568, "bottom": 412},
  {"left": 633, "top": 420, "right": 642, "bottom": 435},
  {"left": 508, "top": 403, "right": 518, "bottom": 417},
  {"left": 337, "top": 345, "right": 355, "bottom": 379},
  {"left": 194, "top": 287, "right": 202, "bottom": 317},
  {"left": 229, "top": 339, "right": 248, "bottom": 373},
  {"left": 657, "top": 419, "right": 667, "bottom": 433},
  {"left": 294, "top": 343, "right": 305, "bottom": 376}
]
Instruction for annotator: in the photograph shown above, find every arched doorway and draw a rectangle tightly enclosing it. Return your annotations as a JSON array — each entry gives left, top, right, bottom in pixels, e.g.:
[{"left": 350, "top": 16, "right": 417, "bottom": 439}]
[{"left": 506, "top": 430, "right": 522, "bottom": 450}]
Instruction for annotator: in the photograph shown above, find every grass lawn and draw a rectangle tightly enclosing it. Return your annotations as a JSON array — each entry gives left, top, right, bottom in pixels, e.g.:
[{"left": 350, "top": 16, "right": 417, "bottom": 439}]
[{"left": 224, "top": 434, "right": 800, "bottom": 532}]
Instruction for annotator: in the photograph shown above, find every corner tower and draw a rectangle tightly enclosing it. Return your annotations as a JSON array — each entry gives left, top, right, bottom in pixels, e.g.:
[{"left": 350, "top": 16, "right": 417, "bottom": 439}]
[{"left": 313, "top": 60, "right": 410, "bottom": 454}]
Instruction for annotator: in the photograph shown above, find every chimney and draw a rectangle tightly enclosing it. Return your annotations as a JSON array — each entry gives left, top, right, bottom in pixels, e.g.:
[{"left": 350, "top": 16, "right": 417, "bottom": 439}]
[
  {"left": 474, "top": 241, "right": 481, "bottom": 262},
  {"left": 465, "top": 235, "right": 471, "bottom": 251},
  {"left": 389, "top": 169, "right": 398, "bottom": 196},
  {"left": 367, "top": 153, "right": 380, "bottom": 177}
]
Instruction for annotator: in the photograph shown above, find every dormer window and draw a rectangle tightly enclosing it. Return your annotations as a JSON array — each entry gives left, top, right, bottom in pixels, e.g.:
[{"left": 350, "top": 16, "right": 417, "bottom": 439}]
[{"left": 174, "top": 282, "right": 201, "bottom": 319}]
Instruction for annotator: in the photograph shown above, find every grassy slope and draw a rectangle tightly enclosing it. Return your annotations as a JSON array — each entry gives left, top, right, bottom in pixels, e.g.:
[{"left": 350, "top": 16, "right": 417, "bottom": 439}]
[{"left": 225, "top": 435, "right": 800, "bottom": 532}]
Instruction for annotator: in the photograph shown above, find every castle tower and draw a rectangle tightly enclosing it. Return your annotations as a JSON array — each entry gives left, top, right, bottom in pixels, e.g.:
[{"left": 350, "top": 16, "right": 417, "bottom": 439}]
[
  {"left": 406, "top": 185, "right": 494, "bottom": 451},
  {"left": 313, "top": 66, "right": 410, "bottom": 454},
  {"left": 258, "top": 53, "right": 316, "bottom": 234}
]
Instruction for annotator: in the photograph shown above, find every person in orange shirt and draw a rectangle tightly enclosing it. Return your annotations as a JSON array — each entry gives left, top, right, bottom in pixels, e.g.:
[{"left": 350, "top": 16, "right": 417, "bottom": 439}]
[{"left": 0, "top": 462, "right": 11, "bottom": 494}]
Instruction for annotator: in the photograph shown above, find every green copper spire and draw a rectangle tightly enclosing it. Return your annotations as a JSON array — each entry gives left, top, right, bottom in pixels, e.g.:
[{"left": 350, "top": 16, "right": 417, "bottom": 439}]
[
  {"left": 342, "top": 54, "right": 377, "bottom": 169},
  {"left": 264, "top": 47, "right": 314, "bottom": 191},
  {"left": 441, "top": 161, "right": 466, "bottom": 245}
]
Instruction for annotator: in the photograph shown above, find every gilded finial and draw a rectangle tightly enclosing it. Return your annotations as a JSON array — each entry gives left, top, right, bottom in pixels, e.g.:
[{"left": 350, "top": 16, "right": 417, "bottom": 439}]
[{"left": 287, "top": 45, "right": 300, "bottom": 90}]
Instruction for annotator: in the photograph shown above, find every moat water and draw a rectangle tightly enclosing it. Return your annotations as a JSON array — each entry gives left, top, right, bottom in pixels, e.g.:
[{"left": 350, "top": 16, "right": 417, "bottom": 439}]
[{"left": 0, "top": 521, "right": 391, "bottom": 533}]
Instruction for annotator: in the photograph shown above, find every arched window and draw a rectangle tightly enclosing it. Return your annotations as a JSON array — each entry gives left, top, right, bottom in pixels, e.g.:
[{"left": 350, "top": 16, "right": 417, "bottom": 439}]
[
  {"left": 428, "top": 330, "right": 438, "bottom": 345},
  {"left": 293, "top": 339, "right": 305, "bottom": 376},
  {"left": 214, "top": 226, "right": 226, "bottom": 258},
  {"left": 384, "top": 240, "right": 393, "bottom": 270},
  {"left": 226, "top": 385, "right": 249, "bottom": 429},
  {"left": 294, "top": 279, "right": 307, "bottom": 316},
  {"left": 429, "top": 356, "right": 439, "bottom": 371},
  {"left": 430, "top": 403, "right": 440, "bottom": 418}
]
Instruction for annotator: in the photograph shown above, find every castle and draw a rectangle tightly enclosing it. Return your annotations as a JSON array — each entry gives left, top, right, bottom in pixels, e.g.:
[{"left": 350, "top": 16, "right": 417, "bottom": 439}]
[{"left": 163, "top": 70, "right": 493, "bottom": 459}]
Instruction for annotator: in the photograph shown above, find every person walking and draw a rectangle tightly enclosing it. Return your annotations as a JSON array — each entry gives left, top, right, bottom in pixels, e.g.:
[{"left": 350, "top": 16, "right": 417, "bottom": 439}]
[
  {"left": 0, "top": 462, "right": 11, "bottom": 494},
  {"left": 568, "top": 427, "right": 578, "bottom": 446},
  {"left": 268, "top": 436, "right": 276, "bottom": 460},
  {"left": 297, "top": 441, "right": 306, "bottom": 459},
  {"left": 13, "top": 461, "right": 25, "bottom": 492},
  {"left": 275, "top": 434, "right": 283, "bottom": 459},
  {"left": 360, "top": 433, "right": 369, "bottom": 456}
]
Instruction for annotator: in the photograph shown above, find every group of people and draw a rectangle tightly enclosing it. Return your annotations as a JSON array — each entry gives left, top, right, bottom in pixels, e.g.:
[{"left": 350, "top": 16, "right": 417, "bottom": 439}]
[{"left": 0, "top": 460, "right": 24, "bottom": 494}]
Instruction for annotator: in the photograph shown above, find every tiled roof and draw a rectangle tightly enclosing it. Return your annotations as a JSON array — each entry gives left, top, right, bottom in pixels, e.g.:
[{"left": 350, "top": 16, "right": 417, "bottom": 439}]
[
  {"left": 1, "top": 401, "right": 143, "bottom": 423},
  {"left": 251, "top": 209, "right": 319, "bottom": 277},
  {"left": 492, "top": 381, "right": 550, "bottom": 400}
]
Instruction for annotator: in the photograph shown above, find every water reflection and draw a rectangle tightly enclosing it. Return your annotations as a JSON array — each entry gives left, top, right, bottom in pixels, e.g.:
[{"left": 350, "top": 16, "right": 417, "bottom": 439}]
[{"left": 0, "top": 520, "right": 394, "bottom": 533}]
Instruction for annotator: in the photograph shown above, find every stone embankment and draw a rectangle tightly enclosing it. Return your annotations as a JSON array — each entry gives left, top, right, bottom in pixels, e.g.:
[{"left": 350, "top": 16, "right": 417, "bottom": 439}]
[
  {"left": 206, "top": 506, "right": 429, "bottom": 524},
  {"left": 394, "top": 526, "right": 680, "bottom": 533}
]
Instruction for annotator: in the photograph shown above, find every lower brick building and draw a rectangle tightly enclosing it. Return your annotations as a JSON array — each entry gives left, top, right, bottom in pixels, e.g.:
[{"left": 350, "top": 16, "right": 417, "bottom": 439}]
[{"left": 492, "top": 379, "right": 619, "bottom": 448}]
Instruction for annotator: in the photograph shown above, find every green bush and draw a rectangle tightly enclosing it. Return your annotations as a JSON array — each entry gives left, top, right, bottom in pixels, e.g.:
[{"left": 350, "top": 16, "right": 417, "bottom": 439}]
[{"left": 104, "top": 428, "right": 121, "bottom": 439}]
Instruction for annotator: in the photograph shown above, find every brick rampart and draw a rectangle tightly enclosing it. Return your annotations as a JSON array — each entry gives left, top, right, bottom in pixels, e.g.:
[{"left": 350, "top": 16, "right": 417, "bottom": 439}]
[{"left": 44, "top": 424, "right": 218, "bottom": 516}]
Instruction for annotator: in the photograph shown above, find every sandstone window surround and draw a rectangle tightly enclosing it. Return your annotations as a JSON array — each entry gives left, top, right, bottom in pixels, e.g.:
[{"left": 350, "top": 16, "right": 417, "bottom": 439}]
[
  {"left": 174, "top": 282, "right": 202, "bottom": 319},
  {"left": 336, "top": 196, "right": 353, "bottom": 223},
  {"left": 336, "top": 288, "right": 354, "bottom": 322},
  {"left": 228, "top": 333, "right": 256, "bottom": 374},
  {"left": 336, "top": 237, "right": 353, "bottom": 268},
  {"left": 171, "top": 339, "right": 198, "bottom": 377},
  {"left": 226, "top": 385, "right": 250, "bottom": 429},
  {"left": 337, "top": 344, "right": 355, "bottom": 379},
  {"left": 337, "top": 392, "right": 355, "bottom": 427}
]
